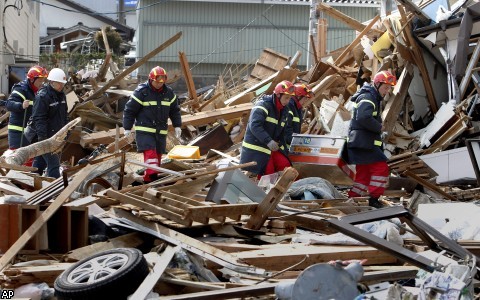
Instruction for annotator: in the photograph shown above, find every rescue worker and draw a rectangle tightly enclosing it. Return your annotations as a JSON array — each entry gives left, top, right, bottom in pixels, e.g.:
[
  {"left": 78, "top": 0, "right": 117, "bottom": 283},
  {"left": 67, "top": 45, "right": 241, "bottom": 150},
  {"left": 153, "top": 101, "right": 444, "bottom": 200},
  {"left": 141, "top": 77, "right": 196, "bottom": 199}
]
[
  {"left": 240, "top": 80, "right": 294, "bottom": 177},
  {"left": 28, "top": 68, "right": 69, "bottom": 178},
  {"left": 285, "top": 83, "right": 314, "bottom": 149},
  {"left": 123, "top": 66, "right": 182, "bottom": 183},
  {"left": 346, "top": 70, "right": 397, "bottom": 208},
  {"left": 6, "top": 66, "right": 48, "bottom": 158}
]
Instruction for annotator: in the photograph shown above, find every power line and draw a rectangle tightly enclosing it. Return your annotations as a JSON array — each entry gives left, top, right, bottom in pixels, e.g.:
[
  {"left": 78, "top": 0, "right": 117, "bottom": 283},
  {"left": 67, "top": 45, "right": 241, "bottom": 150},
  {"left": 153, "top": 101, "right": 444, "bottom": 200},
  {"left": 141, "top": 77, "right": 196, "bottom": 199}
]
[{"left": 31, "top": 0, "right": 168, "bottom": 16}]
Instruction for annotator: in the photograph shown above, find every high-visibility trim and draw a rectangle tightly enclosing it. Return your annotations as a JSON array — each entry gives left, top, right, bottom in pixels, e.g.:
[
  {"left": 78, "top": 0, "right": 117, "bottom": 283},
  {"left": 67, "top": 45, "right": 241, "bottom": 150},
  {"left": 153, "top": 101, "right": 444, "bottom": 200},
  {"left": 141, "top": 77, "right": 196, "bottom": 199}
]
[
  {"left": 253, "top": 106, "right": 268, "bottom": 115},
  {"left": 143, "top": 101, "right": 157, "bottom": 106},
  {"left": 353, "top": 182, "right": 368, "bottom": 190},
  {"left": 134, "top": 126, "right": 156, "bottom": 133},
  {"left": 8, "top": 124, "right": 24, "bottom": 131},
  {"left": 145, "top": 158, "right": 159, "bottom": 164},
  {"left": 280, "top": 145, "right": 284, "bottom": 150},
  {"left": 292, "top": 117, "right": 300, "bottom": 123},
  {"left": 29, "top": 100, "right": 34, "bottom": 105},
  {"left": 288, "top": 110, "right": 294, "bottom": 116},
  {"left": 371, "top": 175, "right": 388, "bottom": 181},
  {"left": 132, "top": 95, "right": 143, "bottom": 105},
  {"left": 242, "top": 141, "right": 271, "bottom": 155},
  {"left": 374, "top": 140, "right": 382, "bottom": 146},
  {"left": 351, "top": 187, "right": 368, "bottom": 196},
  {"left": 265, "top": 117, "right": 278, "bottom": 125},
  {"left": 357, "top": 99, "right": 376, "bottom": 110},
  {"left": 134, "top": 126, "right": 168, "bottom": 135},
  {"left": 370, "top": 181, "right": 387, "bottom": 188},
  {"left": 12, "top": 90, "right": 26, "bottom": 101},
  {"left": 161, "top": 95, "right": 177, "bottom": 106},
  {"left": 373, "top": 111, "right": 377, "bottom": 116},
  {"left": 281, "top": 122, "right": 285, "bottom": 127}
]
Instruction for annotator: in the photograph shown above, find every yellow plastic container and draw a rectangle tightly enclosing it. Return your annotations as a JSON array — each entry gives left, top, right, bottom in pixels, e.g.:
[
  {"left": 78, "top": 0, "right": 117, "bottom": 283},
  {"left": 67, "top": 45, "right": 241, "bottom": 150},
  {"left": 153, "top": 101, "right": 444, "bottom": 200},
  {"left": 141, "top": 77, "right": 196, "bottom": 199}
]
[{"left": 167, "top": 145, "right": 201, "bottom": 159}]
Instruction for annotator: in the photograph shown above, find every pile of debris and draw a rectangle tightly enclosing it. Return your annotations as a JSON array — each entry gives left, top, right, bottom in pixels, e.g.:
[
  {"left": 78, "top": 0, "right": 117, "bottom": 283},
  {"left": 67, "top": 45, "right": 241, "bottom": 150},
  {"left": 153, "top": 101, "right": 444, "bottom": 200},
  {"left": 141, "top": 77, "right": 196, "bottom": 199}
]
[{"left": 2, "top": 1, "right": 480, "bottom": 299}]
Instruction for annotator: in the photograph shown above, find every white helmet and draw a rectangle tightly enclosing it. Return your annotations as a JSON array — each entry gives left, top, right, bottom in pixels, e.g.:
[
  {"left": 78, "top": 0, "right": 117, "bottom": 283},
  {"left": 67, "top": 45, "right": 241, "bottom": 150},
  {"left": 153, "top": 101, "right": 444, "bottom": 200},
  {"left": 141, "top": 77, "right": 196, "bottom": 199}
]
[{"left": 47, "top": 68, "right": 67, "bottom": 83}]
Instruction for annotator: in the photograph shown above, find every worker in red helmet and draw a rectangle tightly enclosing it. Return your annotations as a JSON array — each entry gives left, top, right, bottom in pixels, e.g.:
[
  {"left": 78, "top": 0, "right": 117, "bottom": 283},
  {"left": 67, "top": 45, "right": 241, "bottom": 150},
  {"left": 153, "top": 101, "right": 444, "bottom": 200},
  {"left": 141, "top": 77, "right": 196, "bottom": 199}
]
[
  {"left": 285, "top": 83, "right": 314, "bottom": 149},
  {"left": 346, "top": 70, "right": 397, "bottom": 208},
  {"left": 123, "top": 66, "right": 182, "bottom": 184},
  {"left": 240, "top": 80, "right": 294, "bottom": 177},
  {"left": 5, "top": 65, "right": 48, "bottom": 165}
]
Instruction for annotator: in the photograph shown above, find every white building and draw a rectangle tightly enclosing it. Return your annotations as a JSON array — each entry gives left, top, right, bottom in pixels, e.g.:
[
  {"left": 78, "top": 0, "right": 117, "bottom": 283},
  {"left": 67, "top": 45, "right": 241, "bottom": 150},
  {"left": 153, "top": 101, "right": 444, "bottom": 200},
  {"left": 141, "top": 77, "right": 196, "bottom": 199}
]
[{"left": 0, "top": 1, "right": 41, "bottom": 95}]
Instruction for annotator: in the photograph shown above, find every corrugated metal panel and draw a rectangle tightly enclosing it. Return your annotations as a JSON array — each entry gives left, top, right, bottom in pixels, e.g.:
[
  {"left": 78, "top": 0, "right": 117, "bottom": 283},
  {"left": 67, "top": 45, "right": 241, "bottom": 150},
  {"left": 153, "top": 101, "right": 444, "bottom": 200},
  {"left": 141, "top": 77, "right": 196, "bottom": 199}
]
[
  {"left": 138, "top": 0, "right": 377, "bottom": 77},
  {"left": 138, "top": 0, "right": 309, "bottom": 75}
]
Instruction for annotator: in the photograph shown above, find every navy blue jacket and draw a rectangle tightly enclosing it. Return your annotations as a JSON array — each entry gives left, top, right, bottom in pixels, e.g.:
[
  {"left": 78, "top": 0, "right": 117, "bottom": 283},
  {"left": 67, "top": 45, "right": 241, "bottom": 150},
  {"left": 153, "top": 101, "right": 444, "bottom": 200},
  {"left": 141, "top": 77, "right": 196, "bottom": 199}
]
[
  {"left": 31, "top": 84, "right": 68, "bottom": 140},
  {"left": 285, "top": 98, "right": 303, "bottom": 148},
  {"left": 240, "top": 94, "right": 290, "bottom": 175},
  {"left": 123, "top": 81, "right": 181, "bottom": 153},
  {"left": 346, "top": 83, "right": 386, "bottom": 164},
  {"left": 6, "top": 80, "right": 35, "bottom": 130}
]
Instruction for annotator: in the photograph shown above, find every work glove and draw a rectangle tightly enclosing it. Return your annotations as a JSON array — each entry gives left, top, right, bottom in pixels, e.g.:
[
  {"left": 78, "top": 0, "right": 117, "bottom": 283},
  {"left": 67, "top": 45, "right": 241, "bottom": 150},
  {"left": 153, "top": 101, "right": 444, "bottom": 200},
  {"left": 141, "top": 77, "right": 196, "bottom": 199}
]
[
  {"left": 174, "top": 127, "right": 182, "bottom": 139},
  {"left": 124, "top": 130, "right": 131, "bottom": 137},
  {"left": 22, "top": 100, "right": 30, "bottom": 109},
  {"left": 381, "top": 131, "right": 388, "bottom": 141},
  {"left": 267, "top": 140, "right": 279, "bottom": 151}
]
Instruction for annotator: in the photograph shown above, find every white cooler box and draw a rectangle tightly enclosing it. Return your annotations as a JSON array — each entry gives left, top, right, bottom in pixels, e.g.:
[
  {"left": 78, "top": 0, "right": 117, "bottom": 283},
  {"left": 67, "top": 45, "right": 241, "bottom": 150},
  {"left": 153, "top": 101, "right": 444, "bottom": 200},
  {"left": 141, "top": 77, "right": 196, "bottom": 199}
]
[{"left": 288, "top": 134, "right": 355, "bottom": 185}]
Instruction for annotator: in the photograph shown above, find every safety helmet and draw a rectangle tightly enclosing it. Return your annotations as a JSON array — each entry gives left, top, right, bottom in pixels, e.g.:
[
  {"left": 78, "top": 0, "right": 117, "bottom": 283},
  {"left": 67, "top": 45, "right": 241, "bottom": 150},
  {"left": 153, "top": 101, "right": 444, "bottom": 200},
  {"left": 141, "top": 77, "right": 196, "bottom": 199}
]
[
  {"left": 294, "top": 83, "right": 314, "bottom": 98},
  {"left": 149, "top": 66, "right": 167, "bottom": 82},
  {"left": 373, "top": 70, "right": 396, "bottom": 87},
  {"left": 274, "top": 80, "right": 295, "bottom": 96},
  {"left": 47, "top": 68, "right": 67, "bottom": 84},
  {"left": 27, "top": 66, "right": 48, "bottom": 81}
]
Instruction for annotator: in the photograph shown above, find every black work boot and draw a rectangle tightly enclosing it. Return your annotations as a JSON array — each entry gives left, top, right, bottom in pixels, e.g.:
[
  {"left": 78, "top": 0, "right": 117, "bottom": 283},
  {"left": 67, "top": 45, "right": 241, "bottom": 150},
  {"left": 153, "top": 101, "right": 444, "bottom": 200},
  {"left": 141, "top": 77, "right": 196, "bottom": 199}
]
[{"left": 368, "top": 197, "right": 384, "bottom": 209}]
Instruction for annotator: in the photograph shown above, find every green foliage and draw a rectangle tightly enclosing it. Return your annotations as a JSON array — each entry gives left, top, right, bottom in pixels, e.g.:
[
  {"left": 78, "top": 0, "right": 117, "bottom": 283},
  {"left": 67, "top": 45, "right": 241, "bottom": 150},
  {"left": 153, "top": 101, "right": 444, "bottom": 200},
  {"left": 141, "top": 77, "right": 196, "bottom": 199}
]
[
  {"left": 39, "top": 52, "right": 124, "bottom": 73},
  {"left": 94, "top": 26, "right": 123, "bottom": 54}
]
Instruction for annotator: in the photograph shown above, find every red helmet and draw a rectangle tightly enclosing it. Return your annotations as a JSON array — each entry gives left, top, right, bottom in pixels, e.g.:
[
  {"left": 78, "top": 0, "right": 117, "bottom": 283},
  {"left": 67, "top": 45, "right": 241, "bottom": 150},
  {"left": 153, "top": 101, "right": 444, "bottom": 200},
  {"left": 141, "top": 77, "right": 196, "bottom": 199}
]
[
  {"left": 274, "top": 80, "right": 295, "bottom": 96},
  {"left": 294, "top": 83, "right": 314, "bottom": 98},
  {"left": 27, "top": 66, "right": 48, "bottom": 81},
  {"left": 149, "top": 66, "right": 167, "bottom": 82},
  {"left": 373, "top": 70, "right": 396, "bottom": 87}
]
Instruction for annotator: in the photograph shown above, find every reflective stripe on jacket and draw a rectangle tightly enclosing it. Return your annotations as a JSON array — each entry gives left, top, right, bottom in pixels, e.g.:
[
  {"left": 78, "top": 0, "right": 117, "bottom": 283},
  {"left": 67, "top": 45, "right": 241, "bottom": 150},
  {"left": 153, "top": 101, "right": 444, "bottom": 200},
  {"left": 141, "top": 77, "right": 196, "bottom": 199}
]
[
  {"left": 122, "top": 81, "right": 182, "bottom": 152},
  {"left": 6, "top": 80, "right": 35, "bottom": 130},
  {"left": 240, "top": 94, "right": 289, "bottom": 175},
  {"left": 347, "top": 83, "right": 386, "bottom": 164}
]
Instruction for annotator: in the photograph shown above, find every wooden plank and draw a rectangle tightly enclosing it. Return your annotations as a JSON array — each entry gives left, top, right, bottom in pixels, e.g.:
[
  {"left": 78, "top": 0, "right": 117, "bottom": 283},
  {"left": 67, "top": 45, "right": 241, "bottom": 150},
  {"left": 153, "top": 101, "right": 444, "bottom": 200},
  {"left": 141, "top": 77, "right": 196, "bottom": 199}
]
[
  {"left": 178, "top": 51, "right": 198, "bottom": 106},
  {"left": 334, "top": 15, "right": 380, "bottom": 67},
  {"left": 403, "top": 169, "right": 457, "bottom": 201},
  {"left": 112, "top": 208, "right": 263, "bottom": 275},
  {"left": 317, "top": 3, "right": 379, "bottom": 33},
  {"left": 128, "top": 246, "right": 180, "bottom": 300},
  {"left": 245, "top": 167, "right": 298, "bottom": 230},
  {"left": 106, "top": 190, "right": 192, "bottom": 226},
  {"left": 170, "top": 103, "right": 253, "bottom": 129},
  {"left": 398, "top": 5, "right": 437, "bottom": 113},
  {"left": 0, "top": 181, "right": 32, "bottom": 197},
  {"left": 234, "top": 245, "right": 397, "bottom": 270},
  {"left": 381, "top": 63, "right": 414, "bottom": 134},
  {"left": 317, "top": 18, "right": 327, "bottom": 58},
  {"left": 96, "top": 27, "right": 112, "bottom": 82},
  {"left": 85, "top": 32, "right": 182, "bottom": 101},
  {"left": 0, "top": 163, "right": 97, "bottom": 271}
]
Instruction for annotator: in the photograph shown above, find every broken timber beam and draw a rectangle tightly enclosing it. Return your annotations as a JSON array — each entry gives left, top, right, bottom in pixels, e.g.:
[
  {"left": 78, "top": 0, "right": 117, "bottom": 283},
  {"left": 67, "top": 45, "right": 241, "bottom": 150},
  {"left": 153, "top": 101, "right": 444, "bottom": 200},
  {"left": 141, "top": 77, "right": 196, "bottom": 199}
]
[
  {"left": 178, "top": 51, "right": 199, "bottom": 110},
  {"left": 96, "top": 27, "right": 112, "bottom": 82},
  {"left": 334, "top": 15, "right": 380, "bottom": 67},
  {"left": 381, "top": 63, "right": 413, "bottom": 134},
  {"left": 169, "top": 103, "right": 253, "bottom": 129},
  {"left": 403, "top": 169, "right": 457, "bottom": 201},
  {"left": 317, "top": 3, "right": 383, "bottom": 34},
  {"left": 85, "top": 31, "right": 182, "bottom": 101},
  {"left": 245, "top": 167, "right": 298, "bottom": 230}
]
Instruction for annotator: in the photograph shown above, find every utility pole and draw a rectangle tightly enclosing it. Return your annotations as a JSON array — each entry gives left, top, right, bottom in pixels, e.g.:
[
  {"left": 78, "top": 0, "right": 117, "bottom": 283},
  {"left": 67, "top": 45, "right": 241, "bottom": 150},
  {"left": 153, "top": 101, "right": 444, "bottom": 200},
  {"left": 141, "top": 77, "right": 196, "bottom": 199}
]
[
  {"left": 306, "top": 0, "right": 317, "bottom": 70},
  {"left": 118, "top": 0, "right": 126, "bottom": 25}
]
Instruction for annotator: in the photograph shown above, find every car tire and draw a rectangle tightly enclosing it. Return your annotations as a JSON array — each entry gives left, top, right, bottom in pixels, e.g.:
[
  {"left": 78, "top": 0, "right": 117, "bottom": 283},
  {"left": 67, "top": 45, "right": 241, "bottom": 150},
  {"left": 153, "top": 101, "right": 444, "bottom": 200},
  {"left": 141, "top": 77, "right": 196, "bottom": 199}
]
[{"left": 54, "top": 247, "right": 148, "bottom": 300}]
